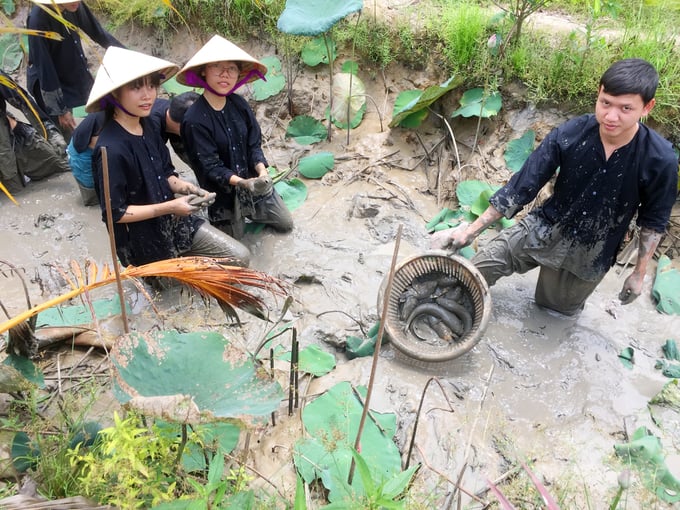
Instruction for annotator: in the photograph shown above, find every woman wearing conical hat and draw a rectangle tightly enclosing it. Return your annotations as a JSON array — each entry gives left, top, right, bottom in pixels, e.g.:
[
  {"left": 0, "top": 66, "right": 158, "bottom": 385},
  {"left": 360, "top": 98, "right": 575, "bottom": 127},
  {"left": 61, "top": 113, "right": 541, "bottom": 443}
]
[
  {"left": 85, "top": 46, "right": 250, "bottom": 269},
  {"left": 177, "top": 35, "right": 293, "bottom": 240}
]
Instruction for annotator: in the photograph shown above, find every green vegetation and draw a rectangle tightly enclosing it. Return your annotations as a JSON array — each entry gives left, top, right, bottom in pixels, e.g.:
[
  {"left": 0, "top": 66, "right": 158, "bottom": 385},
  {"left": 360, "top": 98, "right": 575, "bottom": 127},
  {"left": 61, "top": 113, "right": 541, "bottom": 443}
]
[{"left": 86, "top": 0, "right": 680, "bottom": 140}]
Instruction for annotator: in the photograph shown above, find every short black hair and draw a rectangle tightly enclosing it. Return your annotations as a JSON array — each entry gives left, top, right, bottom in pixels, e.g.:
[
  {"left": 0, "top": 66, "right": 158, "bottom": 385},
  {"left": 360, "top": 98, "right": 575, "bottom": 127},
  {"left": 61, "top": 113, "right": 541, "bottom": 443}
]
[
  {"left": 168, "top": 91, "right": 200, "bottom": 122},
  {"left": 599, "top": 58, "right": 659, "bottom": 104}
]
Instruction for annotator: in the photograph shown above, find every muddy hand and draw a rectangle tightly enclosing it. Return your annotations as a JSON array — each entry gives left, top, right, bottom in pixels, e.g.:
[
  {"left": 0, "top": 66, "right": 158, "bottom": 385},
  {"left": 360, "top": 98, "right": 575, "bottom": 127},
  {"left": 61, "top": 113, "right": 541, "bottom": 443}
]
[
  {"left": 252, "top": 175, "right": 273, "bottom": 196},
  {"left": 237, "top": 178, "right": 258, "bottom": 193},
  {"left": 430, "top": 222, "right": 470, "bottom": 251},
  {"left": 619, "top": 272, "right": 643, "bottom": 305},
  {"left": 173, "top": 195, "right": 200, "bottom": 216}
]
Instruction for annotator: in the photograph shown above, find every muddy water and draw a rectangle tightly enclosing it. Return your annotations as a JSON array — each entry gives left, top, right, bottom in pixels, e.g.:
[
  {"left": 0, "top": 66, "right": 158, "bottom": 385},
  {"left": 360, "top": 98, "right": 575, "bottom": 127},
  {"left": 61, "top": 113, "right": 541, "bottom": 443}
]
[{"left": 1, "top": 116, "right": 679, "bottom": 508}]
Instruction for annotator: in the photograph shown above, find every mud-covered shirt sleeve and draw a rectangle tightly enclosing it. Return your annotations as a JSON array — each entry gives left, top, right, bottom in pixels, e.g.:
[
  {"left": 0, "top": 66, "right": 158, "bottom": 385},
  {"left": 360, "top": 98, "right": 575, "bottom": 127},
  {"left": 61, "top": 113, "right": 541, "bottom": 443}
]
[
  {"left": 634, "top": 127, "right": 678, "bottom": 233},
  {"left": 489, "top": 118, "right": 579, "bottom": 219}
]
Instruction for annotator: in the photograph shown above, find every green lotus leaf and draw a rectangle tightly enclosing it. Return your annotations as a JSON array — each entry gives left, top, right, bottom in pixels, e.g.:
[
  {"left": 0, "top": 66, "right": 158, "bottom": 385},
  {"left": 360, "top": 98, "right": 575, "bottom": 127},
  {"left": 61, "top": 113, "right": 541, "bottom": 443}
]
[
  {"left": 426, "top": 207, "right": 465, "bottom": 232},
  {"left": 286, "top": 115, "right": 327, "bottom": 145},
  {"left": 301, "top": 36, "right": 336, "bottom": 67},
  {"left": 275, "top": 177, "right": 308, "bottom": 211},
  {"left": 452, "top": 88, "right": 502, "bottom": 118},
  {"left": 330, "top": 72, "right": 366, "bottom": 127},
  {"left": 162, "top": 76, "right": 197, "bottom": 96},
  {"left": 252, "top": 56, "right": 286, "bottom": 101},
  {"left": 11, "top": 431, "right": 40, "bottom": 473},
  {"left": 36, "top": 296, "right": 126, "bottom": 328},
  {"left": 341, "top": 60, "right": 359, "bottom": 75},
  {"left": 504, "top": 130, "right": 535, "bottom": 172},
  {"left": 390, "top": 76, "right": 463, "bottom": 128},
  {"left": 111, "top": 330, "right": 284, "bottom": 423},
  {"left": 293, "top": 381, "right": 402, "bottom": 502},
  {"left": 277, "top": 0, "right": 363, "bottom": 36},
  {"left": 298, "top": 151, "right": 335, "bottom": 179},
  {"left": 470, "top": 189, "right": 494, "bottom": 217},
  {"left": 327, "top": 102, "right": 366, "bottom": 129},
  {"left": 0, "top": 34, "right": 22, "bottom": 72},
  {"left": 72, "top": 105, "right": 88, "bottom": 119},
  {"left": 3, "top": 0, "right": 15, "bottom": 16},
  {"left": 1, "top": 356, "right": 41, "bottom": 393},
  {"left": 456, "top": 179, "right": 500, "bottom": 207},
  {"left": 278, "top": 344, "right": 336, "bottom": 377}
]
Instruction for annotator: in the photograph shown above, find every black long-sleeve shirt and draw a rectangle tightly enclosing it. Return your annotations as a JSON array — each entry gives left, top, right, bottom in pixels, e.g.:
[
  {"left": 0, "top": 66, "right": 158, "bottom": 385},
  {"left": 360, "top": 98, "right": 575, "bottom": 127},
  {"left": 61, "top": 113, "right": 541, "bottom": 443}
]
[
  {"left": 27, "top": 2, "right": 123, "bottom": 116},
  {"left": 92, "top": 118, "right": 201, "bottom": 267},
  {"left": 182, "top": 94, "right": 267, "bottom": 223},
  {"left": 491, "top": 114, "right": 678, "bottom": 280}
]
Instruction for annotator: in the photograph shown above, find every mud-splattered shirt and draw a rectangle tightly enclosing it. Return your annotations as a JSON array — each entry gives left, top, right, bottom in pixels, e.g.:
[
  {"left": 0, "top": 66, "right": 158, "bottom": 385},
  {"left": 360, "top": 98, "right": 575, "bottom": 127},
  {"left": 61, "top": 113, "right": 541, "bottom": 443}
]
[
  {"left": 490, "top": 114, "right": 678, "bottom": 281},
  {"left": 182, "top": 94, "right": 267, "bottom": 224},
  {"left": 92, "top": 118, "right": 202, "bottom": 267}
]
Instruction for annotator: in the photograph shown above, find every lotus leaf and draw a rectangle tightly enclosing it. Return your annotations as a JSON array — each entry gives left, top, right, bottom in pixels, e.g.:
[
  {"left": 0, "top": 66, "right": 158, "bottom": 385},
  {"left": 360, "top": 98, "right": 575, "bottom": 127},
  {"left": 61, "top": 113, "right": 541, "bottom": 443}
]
[
  {"left": 452, "top": 88, "right": 502, "bottom": 118},
  {"left": 252, "top": 56, "right": 286, "bottom": 101},
  {"left": 341, "top": 60, "right": 359, "bottom": 75},
  {"left": 330, "top": 72, "right": 366, "bottom": 126},
  {"left": 279, "top": 344, "right": 336, "bottom": 376},
  {"left": 293, "top": 381, "right": 402, "bottom": 502},
  {"left": 456, "top": 180, "right": 500, "bottom": 207},
  {"left": 111, "top": 330, "right": 284, "bottom": 423},
  {"left": 298, "top": 152, "right": 334, "bottom": 179},
  {"left": 3, "top": 0, "right": 15, "bottom": 15},
  {"left": 274, "top": 177, "right": 308, "bottom": 211},
  {"left": 504, "top": 130, "right": 535, "bottom": 172},
  {"left": 36, "top": 296, "right": 125, "bottom": 328},
  {"left": 426, "top": 207, "right": 465, "bottom": 232},
  {"left": 1, "top": 356, "right": 41, "bottom": 393},
  {"left": 0, "top": 34, "right": 22, "bottom": 72},
  {"left": 72, "top": 105, "right": 87, "bottom": 118},
  {"left": 277, "top": 0, "right": 363, "bottom": 36},
  {"left": 162, "top": 76, "right": 196, "bottom": 96},
  {"left": 652, "top": 255, "right": 680, "bottom": 315},
  {"left": 286, "top": 115, "right": 327, "bottom": 145},
  {"left": 11, "top": 432, "right": 39, "bottom": 473},
  {"left": 614, "top": 426, "right": 680, "bottom": 503},
  {"left": 389, "top": 76, "right": 463, "bottom": 128},
  {"left": 301, "top": 36, "right": 336, "bottom": 67}
]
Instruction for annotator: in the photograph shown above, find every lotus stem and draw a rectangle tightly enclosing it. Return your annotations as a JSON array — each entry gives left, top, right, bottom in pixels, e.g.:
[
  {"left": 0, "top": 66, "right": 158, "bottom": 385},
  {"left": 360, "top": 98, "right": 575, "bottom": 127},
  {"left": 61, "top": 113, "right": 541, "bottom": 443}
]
[{"left": 348, "top": 224, "right": 402, "bottom": 484}]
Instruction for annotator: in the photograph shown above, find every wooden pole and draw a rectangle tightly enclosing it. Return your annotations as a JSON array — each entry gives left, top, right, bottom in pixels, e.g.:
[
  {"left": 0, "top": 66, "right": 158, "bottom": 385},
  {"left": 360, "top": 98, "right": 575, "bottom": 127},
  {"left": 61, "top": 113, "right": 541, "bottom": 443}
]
[
  {"left": 101, "top": 146, "right": 129, "bottom": 334},
  {"left": 348, "top": 224, "right": 402, "bottom": 484}
]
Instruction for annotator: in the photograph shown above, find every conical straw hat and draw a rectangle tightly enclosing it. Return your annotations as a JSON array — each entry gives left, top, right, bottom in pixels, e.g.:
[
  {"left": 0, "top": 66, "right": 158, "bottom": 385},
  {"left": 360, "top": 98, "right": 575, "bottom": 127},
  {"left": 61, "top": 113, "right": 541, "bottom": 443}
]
[
  {"left": 85, "top": 46, "right": 179, "bottom": 113},
  {"left": 175, "top": 35, "right": 267, "bottom": 87},
  {"left": 30, "top": 0, "right": 78, "bottom": 4}
]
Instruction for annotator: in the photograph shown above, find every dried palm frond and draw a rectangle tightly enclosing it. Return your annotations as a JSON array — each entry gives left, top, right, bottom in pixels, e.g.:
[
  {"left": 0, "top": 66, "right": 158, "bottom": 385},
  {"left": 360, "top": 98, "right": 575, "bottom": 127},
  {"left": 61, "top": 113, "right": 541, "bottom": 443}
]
[
  {"left": 0, "top": 257, "right": 290, "bottom": 337},
  {"left": 0, "top": 74, "right": 49, "bottom": 140},
  {"left": 0, "top": 27, "right": 63, "bottom": 41},
  {"left": 0, "top": 181, "right": 18, "bottom": 205}
]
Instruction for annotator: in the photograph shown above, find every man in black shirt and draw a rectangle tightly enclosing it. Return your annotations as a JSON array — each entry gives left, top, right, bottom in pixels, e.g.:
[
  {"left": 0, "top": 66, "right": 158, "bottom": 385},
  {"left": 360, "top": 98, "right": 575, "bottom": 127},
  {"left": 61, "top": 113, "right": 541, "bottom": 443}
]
[
  {"left": 27, "top": 0, "right": 124, "bottom": 139},
  {"left": 431, "top": 58, "right": 678, "bottom": 315}
]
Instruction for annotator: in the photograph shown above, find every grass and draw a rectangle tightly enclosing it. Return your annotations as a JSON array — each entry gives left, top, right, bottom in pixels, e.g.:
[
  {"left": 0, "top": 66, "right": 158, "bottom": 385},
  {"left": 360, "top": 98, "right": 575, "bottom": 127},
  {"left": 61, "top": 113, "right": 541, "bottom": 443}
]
[{"left": 84, "top": 0, "right": 680, "bottom": 141}]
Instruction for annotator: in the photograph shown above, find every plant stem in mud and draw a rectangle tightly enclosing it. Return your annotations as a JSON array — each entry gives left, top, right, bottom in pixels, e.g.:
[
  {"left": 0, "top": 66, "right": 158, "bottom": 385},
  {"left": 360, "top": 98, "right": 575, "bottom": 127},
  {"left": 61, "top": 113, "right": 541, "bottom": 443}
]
[
  {"left": 348, "top": 224, "right": 402, "bottom": 484},
  {"left": 270, "top": 348, "right": 276, "bottom": 426},
  {"left": 101, "top": 146, "right": 129, "bottom": 334},
  {"left": 405, "top": 377, "right": 456, "bottom": 470}
]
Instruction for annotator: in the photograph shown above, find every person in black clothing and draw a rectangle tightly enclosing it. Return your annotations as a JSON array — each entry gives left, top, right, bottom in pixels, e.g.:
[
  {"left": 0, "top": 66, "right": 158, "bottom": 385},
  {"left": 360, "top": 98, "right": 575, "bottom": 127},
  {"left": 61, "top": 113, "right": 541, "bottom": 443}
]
[
  {"left": 67, "top": 110, "right": 105, "bottom": 205},
  {"left": 68, "top": 92, "right": 200, "bottom": 206},
  {"left": 27, "top": 0, "right": 124, "bottom": 139},
  {"left": 0, "top": 70, "right": 69, "bottom": 195},
  {"left": 176, "top": 35, "right": 293, "bottom": 240},
  {"left": 149, "top": 91, "right": 200, "bottom": 167},
  {"left": 85, "top": 46, "right": 249, "bottom": 268},
  {"left": 431, "top": 58, "right": 678, "bottom": 315}
]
